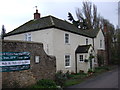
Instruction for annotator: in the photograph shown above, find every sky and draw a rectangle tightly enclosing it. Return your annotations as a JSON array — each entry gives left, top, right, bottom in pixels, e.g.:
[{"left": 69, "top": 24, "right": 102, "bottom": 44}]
[{"left": 0, "top": 0, "right": 119, "bottom": 33}]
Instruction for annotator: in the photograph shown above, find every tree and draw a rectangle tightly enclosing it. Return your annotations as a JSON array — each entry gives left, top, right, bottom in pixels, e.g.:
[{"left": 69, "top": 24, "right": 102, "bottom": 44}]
[
  {"left": 68, "top": 1, "right": 117, "bottom": 65},
  {"left": 75, "top": 2, "right": 100, "bottom": 29},
  {"left": 1, "top": 25, "right": 6, "bottom": 39},
  {"left": 112, "top": 28, "right": 120, "bottom": 64},
  {"left": 68, "top": 12, "right": 79, "bottom": 27}
]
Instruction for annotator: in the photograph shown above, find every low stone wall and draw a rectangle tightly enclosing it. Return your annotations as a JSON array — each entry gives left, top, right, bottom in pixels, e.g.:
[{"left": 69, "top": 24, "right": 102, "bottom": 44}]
[{"left": 2, "top": 40, "right": 56, "bottom": 88}]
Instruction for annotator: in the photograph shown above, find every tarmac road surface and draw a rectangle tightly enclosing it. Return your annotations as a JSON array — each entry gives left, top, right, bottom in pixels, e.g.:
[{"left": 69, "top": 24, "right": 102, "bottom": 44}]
[{"left": 67, "top": 67, "right": 119, "bottom": 88}]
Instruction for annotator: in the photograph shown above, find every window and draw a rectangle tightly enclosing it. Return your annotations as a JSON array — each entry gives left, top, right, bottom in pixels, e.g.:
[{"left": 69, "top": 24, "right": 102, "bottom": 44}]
[
  {"left": 65, "top": 55, "right": 70, "bottom": 67},
  {"left": 79, "top": 55, "right": 83, "bottom": 61},
  {"left": 25, "top": 33, "right": 32, "bottom": 41},
  {"left": 100, "top": 40, "right": 102, "bottom": 48},
  {"left": 65, "top": 33, "right": 70, "bottom": 44},
  {"left": 86, "top": 38, "right": 88, "bottom": 45},
  {"left": 35, "top": 56, "right": 40, "bottom": 63}
]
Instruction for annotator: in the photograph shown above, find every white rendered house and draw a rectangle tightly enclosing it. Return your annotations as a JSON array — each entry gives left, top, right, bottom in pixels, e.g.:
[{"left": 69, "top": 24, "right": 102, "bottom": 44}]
[{"left": 4, "top": 10, "right": 105, "bottom": 73}]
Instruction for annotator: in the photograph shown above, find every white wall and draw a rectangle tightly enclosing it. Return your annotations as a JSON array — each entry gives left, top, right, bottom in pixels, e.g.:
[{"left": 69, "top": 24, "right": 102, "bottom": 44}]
[
  {"left": 94, "top": 29, "right": 105, "bottom": 53},
  {"left": 5, "top": 34, "right": 25, "bottom": 41},
  {"left": 52, "top": 28, "right": 93, "bottom": 73},
  {"left": 5, "top": 29, "right": 54, "bottom": 55},
  {"left": 77, "top": 53, "right": 90, "bottom": 73}
]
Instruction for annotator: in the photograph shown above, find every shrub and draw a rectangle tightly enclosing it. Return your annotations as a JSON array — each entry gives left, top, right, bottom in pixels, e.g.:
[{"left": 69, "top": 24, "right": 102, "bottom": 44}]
[
  {"left": 97, "top": 54, "right": 104, "bottom": 67},
  {"left": 55, "top": 70, "right": 67, "bottom": 87},
  {"left": 88, "top": 68, "right": 94, "bottom": 73},
  {"left": 65, "top": 70, "right": 71, "bottom": 79},
  {"left": 31, "top": 79, "right": 57, "bottom": 88},
  {"left": 79, "top": 70, "right": 84, "bottom": 73}
]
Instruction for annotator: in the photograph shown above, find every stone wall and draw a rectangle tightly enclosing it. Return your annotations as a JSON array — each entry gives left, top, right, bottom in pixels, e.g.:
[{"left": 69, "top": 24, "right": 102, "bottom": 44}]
[{"left": 2, "top": 40, "right": 56, "bottom": 88}]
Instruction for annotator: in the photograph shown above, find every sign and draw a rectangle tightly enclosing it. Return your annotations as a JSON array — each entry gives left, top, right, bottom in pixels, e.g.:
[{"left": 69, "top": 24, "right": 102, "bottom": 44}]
[{"left": 0, "top": 52, "right": 30, "bottom": 72}]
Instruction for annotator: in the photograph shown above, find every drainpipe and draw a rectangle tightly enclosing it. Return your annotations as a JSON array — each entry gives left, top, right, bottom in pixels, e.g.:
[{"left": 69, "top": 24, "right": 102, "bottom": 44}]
[
  {"left": 75, "top": 52, "right": 77, "bottom": 74},
  {"left": 92, "top": 38, "right": 95, "bottom": 50}
]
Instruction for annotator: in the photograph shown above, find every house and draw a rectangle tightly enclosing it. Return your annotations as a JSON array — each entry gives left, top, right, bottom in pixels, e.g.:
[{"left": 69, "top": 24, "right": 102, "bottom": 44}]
[{"left": 4, "top": 9, "right": 105, "bottom": 73}]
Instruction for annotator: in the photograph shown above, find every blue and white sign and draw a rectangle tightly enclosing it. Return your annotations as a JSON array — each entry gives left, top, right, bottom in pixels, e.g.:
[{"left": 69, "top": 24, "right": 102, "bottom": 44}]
[{"left": 0, "top": 52, "right": 30, "bottom": 72}]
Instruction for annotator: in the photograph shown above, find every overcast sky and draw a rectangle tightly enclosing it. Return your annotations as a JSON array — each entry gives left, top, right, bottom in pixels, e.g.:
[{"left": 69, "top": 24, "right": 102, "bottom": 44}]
[{"left": 0, "top": 0, "right": 119, "bottom": 33}]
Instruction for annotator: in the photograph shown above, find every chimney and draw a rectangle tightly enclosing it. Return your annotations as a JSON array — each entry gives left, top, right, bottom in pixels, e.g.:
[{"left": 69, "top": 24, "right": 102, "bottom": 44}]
[
  {"left": 104, "top": 23, "right": 107, "bottom": 35},
  {"left": 34, "top": 9, "right": 40, "bottom": 19}
]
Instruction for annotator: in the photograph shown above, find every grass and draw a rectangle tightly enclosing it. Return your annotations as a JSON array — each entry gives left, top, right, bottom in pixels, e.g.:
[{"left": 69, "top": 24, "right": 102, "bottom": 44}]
[
  {"left": 29, "top": 79, "right": 57, "bottom": 88},
  {"left": 64, "top": 72, "right": 88, "bottom": 87},
  {"left": 64, "top": 65, "right": 116, "bottom": 87}
]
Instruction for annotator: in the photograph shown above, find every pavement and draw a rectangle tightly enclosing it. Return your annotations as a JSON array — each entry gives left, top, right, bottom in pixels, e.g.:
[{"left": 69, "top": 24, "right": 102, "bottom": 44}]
[{"left": 65, "top": 67, "right": 119, "bottom": 89}]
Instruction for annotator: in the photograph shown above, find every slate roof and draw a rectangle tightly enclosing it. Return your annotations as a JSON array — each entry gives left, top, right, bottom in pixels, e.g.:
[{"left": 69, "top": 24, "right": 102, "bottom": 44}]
[
  {"left": 75, "top": 45, "right": 91, "bottom": 53},
  {"left": 5, "top": 15, "right": 99, "bottom": 38}
]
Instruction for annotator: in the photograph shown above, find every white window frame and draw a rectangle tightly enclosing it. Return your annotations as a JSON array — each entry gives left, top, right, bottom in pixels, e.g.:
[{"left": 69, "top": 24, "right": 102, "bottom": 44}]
[
  {"left": 100, "top": 40, "right": 102, "bottom": 48},
  {"left": 86, "top": 38, "right": 88, "bottom": 45},
  {"left": 64, "top": 33, "right": 70, "bottom": 44},
  {"left": 64, "top": 54, "right": 71, "bottom": 67},
  {"left": 35, "top": 56, "right": 40, "bottom": 64},
  {"left": 25, "top": 33, "right": 32, "bottom": 41},
  {"left": 79, "top": 55, "right": 84, "bottom": 62}
]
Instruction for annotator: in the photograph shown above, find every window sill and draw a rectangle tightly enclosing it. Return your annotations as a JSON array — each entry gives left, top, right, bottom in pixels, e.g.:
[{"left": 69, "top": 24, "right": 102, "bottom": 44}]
[
  {"left": 79, "top": 61, "right": 84, "bottom": 63},
  {"left": 65, "top": 43, "right": 70, "bottom": 45},
  {"left": 65, "top": 66, "right": 71, "bottom": 68}
]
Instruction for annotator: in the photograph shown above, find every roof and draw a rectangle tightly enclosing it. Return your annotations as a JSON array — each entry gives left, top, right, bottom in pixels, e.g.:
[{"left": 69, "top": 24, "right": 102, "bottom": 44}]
[
  {"left": 75, "top": 45, "right": 91, "bottom": 53},
  {"left": 82, "top": 29, "right": 100, "bottom": 38},
  {"left": 5, "top": 15, "right": 99, "bottom": 38}
]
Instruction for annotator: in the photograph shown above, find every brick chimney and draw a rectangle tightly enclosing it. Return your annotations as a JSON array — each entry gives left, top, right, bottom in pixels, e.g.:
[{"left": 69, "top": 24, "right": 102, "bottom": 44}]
[
  {"left": 34, "top": 9, "right": 40, "bottom": 19},
  {"left": 104, "top": 24, "right": 107, "bottom": 35},
  {"left": 104, "top": 23, "right": 109, "bottom": 65}
]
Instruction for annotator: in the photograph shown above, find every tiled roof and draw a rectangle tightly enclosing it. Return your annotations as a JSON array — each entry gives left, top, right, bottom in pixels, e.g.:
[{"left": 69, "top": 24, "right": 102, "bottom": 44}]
[
  {"left": 5, "top": 15, "right": 99, "bottom": 38},
  {"left": 75, "top": 45, "right": 91, "bottom": 53}
]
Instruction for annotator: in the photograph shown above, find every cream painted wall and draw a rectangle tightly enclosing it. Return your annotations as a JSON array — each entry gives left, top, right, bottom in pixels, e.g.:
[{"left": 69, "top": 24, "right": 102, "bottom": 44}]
[
  {"left": 94, "top": 29, "right": 105, "bottom": 53},
  {"left": 5, "top": 29, "right": 54, "bottom": 55},
  {"left": 5, "top": 34, "right": 25, "bottom": 41},
  {"left": 77, "top": 53, "right": 90, "bottom": 73},
  {"left": 52, "top": 28, "right": 93, "bottom": 73}
]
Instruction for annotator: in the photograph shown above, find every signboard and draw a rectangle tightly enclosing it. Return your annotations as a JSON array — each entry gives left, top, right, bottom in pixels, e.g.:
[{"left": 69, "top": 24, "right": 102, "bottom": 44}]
[{"left": 0, "top": 52, "right": 30, "bottom": 72}]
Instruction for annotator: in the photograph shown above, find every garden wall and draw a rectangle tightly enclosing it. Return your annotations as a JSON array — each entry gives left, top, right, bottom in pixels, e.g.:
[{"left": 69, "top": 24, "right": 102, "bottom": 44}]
[{"left": 2, "top": 40, "right": 56, "bottom": 88}]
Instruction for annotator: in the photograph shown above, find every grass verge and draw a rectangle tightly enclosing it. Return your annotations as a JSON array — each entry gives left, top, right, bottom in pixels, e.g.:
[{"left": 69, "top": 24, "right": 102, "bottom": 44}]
[{"left": 64, "top": 65, "right": 117, "bottom": 87}]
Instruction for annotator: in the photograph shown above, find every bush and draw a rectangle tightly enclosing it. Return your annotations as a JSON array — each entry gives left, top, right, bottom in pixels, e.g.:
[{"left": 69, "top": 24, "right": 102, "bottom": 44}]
[
  {"left": 31, "top": 79, "right": 57, "bottom": 88},
  {"left": 97, "top": 54, "right": 104, "bottom": 66},
  {"left": 79, "top": 70, "right": 84, "bottom": 73},
  {"left": 65, "top": 70, "right": 71, "bottom": 79},
  {"left": 88, "top": 69, "right": 94, "bottom": 73},
  {"left": 55, "top": 70, "right": 67, "bottom": 87}
]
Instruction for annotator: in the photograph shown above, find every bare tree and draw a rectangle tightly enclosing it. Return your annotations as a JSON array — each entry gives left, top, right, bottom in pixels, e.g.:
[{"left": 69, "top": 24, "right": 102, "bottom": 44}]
[
  {"left": 1, "top": 25, "right": 6, "bottom": 39},
  {"left": 75, "top": 2, "right": 99, "bottom": 29}
]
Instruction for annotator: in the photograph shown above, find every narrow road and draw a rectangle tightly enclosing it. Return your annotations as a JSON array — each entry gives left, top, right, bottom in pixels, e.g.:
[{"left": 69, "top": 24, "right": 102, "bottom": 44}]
[{"left": 67, "top": 67, "right": 119, "bottom": 88}]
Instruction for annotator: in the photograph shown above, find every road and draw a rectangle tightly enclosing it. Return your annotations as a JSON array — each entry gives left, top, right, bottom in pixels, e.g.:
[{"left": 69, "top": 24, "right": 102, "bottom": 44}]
[{"left": 67, "top": 67, "right": 119, "bottom": 88}]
